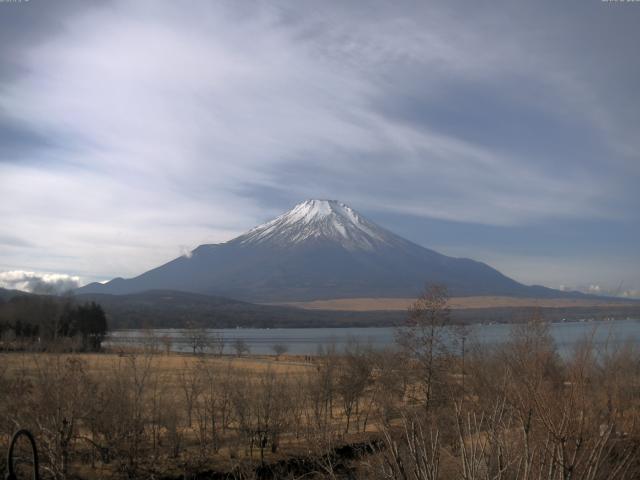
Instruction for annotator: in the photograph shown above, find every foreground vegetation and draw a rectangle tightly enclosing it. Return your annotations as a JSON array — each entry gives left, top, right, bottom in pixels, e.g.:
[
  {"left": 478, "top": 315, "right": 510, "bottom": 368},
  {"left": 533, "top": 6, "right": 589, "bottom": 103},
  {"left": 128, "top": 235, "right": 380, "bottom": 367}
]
[{"left": 2, "top": 287, "right": 640, "bottom": 479}]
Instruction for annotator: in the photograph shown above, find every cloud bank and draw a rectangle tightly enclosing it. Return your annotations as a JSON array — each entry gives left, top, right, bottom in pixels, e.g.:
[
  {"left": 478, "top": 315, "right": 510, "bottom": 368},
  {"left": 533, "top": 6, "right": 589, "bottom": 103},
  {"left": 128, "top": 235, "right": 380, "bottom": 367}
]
[{"left": 0, "top": 271, "right": 81, "bottom": 295}]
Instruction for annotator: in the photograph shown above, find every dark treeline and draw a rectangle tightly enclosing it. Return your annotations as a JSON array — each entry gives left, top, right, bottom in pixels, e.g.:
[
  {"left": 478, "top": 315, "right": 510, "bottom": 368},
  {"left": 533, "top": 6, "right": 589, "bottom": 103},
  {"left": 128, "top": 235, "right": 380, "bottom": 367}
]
[{"left": 0, "top": 294, "right": 108, "bottom": 351}]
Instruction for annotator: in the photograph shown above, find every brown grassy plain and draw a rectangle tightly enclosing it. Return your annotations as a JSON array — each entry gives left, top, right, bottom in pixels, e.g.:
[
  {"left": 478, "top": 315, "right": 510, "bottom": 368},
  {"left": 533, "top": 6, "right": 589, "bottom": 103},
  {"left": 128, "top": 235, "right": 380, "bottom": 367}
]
[
  {"left": 0, "top": 348, "right": 385, "bottom": 479},
  {"left": 275, "top": 295, "right": 638, "bottom": 311},
  {"left": 0, "top": 350, "right": 313, "bottom": 386}
]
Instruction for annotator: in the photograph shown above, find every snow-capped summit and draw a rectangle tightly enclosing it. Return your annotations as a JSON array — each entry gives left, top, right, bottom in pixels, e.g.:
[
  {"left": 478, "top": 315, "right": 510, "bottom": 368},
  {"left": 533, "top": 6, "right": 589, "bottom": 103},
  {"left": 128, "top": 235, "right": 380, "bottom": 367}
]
[{"left": 229, "top": 199, "right": 396, "bottom": 250}]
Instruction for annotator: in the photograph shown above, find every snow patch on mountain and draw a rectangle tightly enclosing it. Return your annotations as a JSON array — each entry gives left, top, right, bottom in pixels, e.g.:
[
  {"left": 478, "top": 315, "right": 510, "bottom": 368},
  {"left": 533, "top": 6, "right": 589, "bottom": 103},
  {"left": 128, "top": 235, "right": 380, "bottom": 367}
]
[{"left": 229, "top": 199, "right": 397, "bottom": 251}]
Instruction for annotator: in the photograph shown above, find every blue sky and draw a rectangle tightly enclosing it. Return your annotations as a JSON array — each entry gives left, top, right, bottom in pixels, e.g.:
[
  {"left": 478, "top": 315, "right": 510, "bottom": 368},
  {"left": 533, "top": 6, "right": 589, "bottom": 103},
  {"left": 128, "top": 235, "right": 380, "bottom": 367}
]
[{"left": 0, "top": 0, "right": 638, "bottom": 296}]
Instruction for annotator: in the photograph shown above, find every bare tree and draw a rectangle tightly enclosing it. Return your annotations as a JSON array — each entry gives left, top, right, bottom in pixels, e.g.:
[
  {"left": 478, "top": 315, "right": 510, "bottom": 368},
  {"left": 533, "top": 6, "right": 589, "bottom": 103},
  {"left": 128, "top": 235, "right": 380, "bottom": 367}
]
[
  {"left": 197, "top": 360, "right": 226, "bottom": 453},
  {"left": 210, "top": 332, "right": 225, "bottom": 356},
  {"left": 160, "top": 334, "right": 172, "bottom": 355},
  {"left": 85, "top": 353, "right": 155, "bottom": 478},
  {"left": 142, "top": 328, "right": 159, "bottom": 354},
  {"left": 253, "top": 370, "right": 291, "bottom": 461},
  {"left": 396, "top": 284, "right": 450, "bottom": 413},
  {"left": 271, "top": 343, "right": 288, "bottom": 359},
  {"left": 30, "top": 356, "right": 92, "bottom": 479},
  {"left": 336, "top": 340, "right": 372, "bottom": 433},
  {"left": 184, "top": 326, "right": 210, "bottom": 355},
  {"left": 379, "top": 416, "right": 441, "bottom": 480},
  {"left": 233, "top": 338, "right": 250, "bottom": 357},
  {"left": 178, "top": 361, "right": 202, "bottom": 428},
  {"left": 308, "top": 343, "right": 338, "bottom": 435}
]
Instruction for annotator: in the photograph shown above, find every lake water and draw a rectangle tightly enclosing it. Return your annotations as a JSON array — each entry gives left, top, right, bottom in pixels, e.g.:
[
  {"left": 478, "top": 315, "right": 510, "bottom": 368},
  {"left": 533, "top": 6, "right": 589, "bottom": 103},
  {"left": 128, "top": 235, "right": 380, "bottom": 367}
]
[{"left": 106, "top": 318, "right": 640, "bottom": 356}]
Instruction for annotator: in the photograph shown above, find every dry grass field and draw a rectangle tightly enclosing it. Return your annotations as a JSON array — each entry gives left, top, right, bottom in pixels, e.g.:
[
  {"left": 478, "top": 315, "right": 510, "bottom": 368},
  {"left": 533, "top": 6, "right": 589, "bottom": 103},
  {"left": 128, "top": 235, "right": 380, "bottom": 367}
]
[
  {"left": 0, "top": 350, "right": 313, "bottom": 379},
  {"left": 0, "top": 348, "right": 388, "bottom": 479},
  {"left": 276, "top": 295, "right": 638, "bottom": 311}
]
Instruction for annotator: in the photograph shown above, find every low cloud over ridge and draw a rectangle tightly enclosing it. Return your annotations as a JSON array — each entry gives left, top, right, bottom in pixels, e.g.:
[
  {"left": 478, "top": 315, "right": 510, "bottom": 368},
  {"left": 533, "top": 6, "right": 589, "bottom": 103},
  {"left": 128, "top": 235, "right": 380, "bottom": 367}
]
[{"left": 0, "top": 270, "right": 81, "bottom": 295}]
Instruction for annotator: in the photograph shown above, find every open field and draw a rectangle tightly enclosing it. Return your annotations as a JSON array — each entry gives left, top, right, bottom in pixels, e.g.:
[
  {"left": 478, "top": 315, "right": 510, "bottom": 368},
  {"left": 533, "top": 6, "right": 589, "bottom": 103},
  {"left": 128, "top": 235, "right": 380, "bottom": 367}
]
[
  {"left": 0, "top": 351, "right": 313, "bottom": 376},
  {"left": 0, "top": 348, "right": 399, "bottom": 479},
  {"left": 276, "top": 295, "right": 639, "bottom": 311}
]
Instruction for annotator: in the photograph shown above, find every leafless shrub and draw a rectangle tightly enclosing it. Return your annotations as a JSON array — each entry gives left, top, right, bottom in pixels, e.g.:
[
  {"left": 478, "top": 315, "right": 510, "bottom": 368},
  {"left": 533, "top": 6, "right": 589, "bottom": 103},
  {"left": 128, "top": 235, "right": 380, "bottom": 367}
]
[
  {"left": 178, "top": 360, "right": 202, "bottom": 428},
  {"left": 211, "top": 332, "right": 226, "bottom": 356},
  {"left": 272, "top": 343, "right": 289, "bottom": 359},
  {"left": 378, "top": 415, "right": 441, "bottom": 480},
  {"left": 184, "top": 325, "right": 211, "bottom": 354},
  {"left": 233, "top": 338, "right": 250, "bottom": 357},
  {"left": 28, "top": 356, "right": 92, "bottom": 479},
  {"left": 160, "top": 334, "right": 172, "bottom": 355}
]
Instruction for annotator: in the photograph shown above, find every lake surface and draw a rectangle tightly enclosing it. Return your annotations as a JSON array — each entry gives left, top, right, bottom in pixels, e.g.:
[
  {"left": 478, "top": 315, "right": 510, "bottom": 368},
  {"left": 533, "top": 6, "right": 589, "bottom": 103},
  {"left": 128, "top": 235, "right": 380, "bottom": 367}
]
[{"left": 106, "top": 318, "right": 640, "bottom": 356}]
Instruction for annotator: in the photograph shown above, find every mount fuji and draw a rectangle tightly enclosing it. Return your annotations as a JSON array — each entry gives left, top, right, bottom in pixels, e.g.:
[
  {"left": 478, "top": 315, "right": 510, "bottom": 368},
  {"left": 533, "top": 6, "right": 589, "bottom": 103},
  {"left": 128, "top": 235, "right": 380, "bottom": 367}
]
[{"left": 77, "top": 199, "right": 569, "bottom": 302}]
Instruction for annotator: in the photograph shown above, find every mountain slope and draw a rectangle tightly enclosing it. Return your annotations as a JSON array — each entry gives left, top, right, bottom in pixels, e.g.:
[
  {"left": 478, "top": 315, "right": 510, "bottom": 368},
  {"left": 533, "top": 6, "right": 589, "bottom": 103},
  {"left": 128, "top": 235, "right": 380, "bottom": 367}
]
[
  {"left": 0, "top": 287, "right": 31, "bottom": 302},
  {"left": 77, "top": 199, "right": 576, "bottom": 302}
]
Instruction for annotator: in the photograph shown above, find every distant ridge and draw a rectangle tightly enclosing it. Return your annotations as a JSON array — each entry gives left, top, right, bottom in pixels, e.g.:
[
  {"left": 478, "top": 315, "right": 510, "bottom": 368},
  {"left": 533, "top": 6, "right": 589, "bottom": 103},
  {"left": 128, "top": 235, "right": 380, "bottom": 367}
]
[
  {"left": 2, "top": 287, "right": 637, "bottom": 329},
  {"left": 0, "top": 287, "right": 31, "bottom": 302},
  {"left": 77, "top": 199, "right": 586, "bottom": 302},
  {"left": 74, "top": 290, "right": 640, "bottom": 329}
]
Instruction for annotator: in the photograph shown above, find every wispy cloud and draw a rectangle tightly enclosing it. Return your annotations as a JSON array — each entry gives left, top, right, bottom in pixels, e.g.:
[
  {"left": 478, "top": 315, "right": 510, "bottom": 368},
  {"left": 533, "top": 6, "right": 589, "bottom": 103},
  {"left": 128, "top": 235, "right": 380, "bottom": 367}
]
[{"left": 0, "top": 0, "right": 637, "bottom": 289}]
